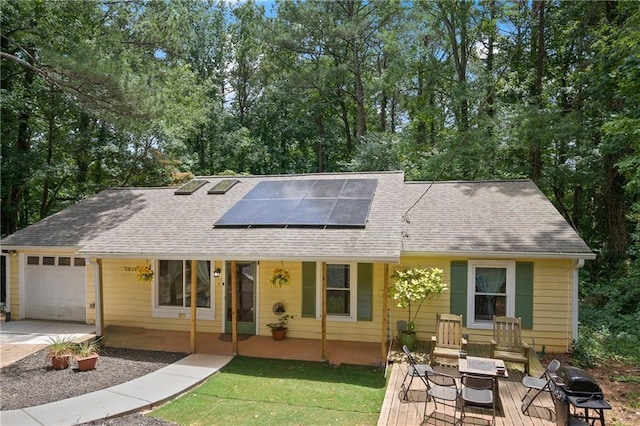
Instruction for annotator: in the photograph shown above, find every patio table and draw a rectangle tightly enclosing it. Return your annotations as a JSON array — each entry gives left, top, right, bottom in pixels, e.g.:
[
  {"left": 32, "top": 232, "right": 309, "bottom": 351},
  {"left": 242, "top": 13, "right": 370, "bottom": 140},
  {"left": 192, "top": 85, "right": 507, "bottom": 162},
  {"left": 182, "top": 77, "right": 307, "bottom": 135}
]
[{"left": 458, "top": 356, "right": 508, "bottom": 407}]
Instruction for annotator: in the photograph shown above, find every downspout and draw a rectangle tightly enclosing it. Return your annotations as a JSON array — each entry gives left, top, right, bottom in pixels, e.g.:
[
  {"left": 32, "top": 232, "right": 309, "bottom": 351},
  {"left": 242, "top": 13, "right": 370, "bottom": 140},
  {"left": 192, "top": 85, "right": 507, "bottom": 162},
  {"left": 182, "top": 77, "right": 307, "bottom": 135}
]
[
  {"left": 571, "top": 259, "right": 585, "bottom": 352},
  {"left": 1, "top": 252, "right": 11, "bottom": 320},
  {"left": 89, "top": 259, "right": 103, "bottom": 338},
  {"left": 381, "top": 264, "right": 389, "bottom": 365}
]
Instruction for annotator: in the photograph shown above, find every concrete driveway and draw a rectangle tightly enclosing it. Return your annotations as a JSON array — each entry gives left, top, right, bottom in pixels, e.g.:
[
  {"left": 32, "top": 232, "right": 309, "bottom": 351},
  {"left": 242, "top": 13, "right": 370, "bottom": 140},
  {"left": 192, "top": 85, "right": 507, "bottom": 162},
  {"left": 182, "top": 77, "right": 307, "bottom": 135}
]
[{"left": 0, "top": 320, "right": 95, "bottom": 368}]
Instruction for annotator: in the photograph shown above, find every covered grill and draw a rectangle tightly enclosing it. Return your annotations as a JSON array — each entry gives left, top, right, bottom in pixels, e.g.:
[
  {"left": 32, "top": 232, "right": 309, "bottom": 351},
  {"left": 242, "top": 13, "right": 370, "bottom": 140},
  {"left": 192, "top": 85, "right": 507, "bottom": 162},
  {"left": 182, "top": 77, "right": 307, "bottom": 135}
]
[
  {"left": 555, "top": 366, "right": 603, "bottom": 398},
  {"left": 553, "top": 366, "right": 610, "bottom": 425}
]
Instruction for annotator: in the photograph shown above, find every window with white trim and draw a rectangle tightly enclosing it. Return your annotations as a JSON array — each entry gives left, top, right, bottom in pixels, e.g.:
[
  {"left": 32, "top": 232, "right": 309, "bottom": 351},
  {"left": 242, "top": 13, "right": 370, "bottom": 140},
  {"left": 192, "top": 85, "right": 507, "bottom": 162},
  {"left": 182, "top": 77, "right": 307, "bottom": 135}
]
[
  {"left": 154, "top": 260, "right": 213, "bottom": 319},
  {"left": 316, "top": 262, "right": 357, "bottom": 322},
  {"left": 467, "top": 260, "right": 515, "bottom": 329}
]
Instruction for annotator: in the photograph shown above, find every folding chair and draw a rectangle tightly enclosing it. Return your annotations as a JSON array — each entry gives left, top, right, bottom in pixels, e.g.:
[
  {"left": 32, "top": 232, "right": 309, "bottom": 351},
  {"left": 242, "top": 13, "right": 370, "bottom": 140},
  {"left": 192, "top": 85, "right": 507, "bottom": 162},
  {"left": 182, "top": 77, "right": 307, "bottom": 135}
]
[
  {"left": 400, "top": 345, "right": 433, "bottom": 401},
  {"left": 461, "top": 373, "right": 496, "bottom": 426},
  {"left": 521, "top": 358, "right": 561, "bottom": 414},
  {"left": 424, "top": 369, "right": 461, "bottom": 425}
]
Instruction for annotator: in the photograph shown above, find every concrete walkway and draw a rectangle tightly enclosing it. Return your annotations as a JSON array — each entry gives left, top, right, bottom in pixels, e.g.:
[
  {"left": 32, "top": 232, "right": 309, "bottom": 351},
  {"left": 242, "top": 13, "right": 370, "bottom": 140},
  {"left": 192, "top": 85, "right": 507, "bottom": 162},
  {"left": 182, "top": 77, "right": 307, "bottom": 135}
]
[
  {"left": 0, "top": 353, "right": 232, "bottom": 426},
  {"left": 0, "top": 320, "right": 96, "bottom": 368},
  {"left": 1, "top": 320, "right": 233, "bottom": 425}
]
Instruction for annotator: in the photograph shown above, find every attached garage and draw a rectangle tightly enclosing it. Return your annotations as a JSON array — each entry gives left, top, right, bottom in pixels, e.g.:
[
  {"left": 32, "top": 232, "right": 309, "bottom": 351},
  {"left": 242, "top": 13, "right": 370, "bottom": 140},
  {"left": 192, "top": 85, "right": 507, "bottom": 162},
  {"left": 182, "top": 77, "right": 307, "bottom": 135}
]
[{"left": 24, "top": 255, "right": 87, "bottom": 321}]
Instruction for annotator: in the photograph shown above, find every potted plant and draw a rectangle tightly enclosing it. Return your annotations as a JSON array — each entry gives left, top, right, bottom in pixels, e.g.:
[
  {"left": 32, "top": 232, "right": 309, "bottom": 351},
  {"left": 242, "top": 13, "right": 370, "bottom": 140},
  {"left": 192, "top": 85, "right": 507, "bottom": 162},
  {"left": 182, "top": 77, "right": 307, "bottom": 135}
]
[
  {"left": 73, "top": 339, "right": 101, "bottom": 371},
  {"left": 0, "top": 302, "right": 6, "bottom": 322},
  {"left": 388, "top": 267, "right": 446, "bottom": 350},
  {"left": 135, "top": 262, "right": 154, "bottom": 282},
  {"left": 269, "top": 267, "right": 291, "bottom": 287},
  {"left": 47, "top": 336, "right": 76, "bottom": 370},
  {"left": 267, "top": 314, "right": 294, "bottom": 341}
]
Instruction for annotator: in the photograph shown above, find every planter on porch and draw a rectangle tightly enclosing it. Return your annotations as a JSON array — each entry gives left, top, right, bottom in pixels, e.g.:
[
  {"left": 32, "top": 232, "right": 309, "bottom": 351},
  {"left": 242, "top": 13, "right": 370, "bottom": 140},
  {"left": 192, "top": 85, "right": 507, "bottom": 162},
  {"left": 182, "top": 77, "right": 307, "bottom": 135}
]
[
  {"left": 271, "top": 328, "right": 288, "bottom": 341},
  {"left": 398, "top": 331, "right": 418, "bottom": 351},
  {"left": 267, "top": 312, "right": 294, "bottom": 341}
]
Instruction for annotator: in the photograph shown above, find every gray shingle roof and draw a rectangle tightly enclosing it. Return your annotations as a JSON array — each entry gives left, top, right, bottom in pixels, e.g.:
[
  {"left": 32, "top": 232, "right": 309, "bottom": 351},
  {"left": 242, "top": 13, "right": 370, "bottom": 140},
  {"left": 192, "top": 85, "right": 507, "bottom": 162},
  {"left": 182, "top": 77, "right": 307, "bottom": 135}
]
[
  {"left": 2, "top": 172, "right": 405, "bottom": 262},
  {"left": 400, "top": 180, "right": 594, "bottom": 258},
  {"left": 1, "top": 174, "right": 594, "bottom": 260}
]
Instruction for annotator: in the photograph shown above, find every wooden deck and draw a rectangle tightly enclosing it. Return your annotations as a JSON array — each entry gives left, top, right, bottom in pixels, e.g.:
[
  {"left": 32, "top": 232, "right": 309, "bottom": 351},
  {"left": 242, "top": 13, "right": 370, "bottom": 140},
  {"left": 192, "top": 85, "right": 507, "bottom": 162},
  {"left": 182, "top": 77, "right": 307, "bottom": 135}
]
[{"left": 378, "top": 342, "right": 557, "bottom": 425}]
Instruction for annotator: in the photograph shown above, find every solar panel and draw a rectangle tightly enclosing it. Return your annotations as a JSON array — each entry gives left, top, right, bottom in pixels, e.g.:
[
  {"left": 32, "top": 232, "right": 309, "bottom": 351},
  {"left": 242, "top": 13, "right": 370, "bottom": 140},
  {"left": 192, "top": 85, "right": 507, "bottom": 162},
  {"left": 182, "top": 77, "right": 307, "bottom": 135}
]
[
  {"left": 251, "top": 199, "right": 301, "bottom": 225},
  {"left": 274, "top": 180, "right": 315, "bottom": 199},
  {"left": 339, "top": 179, "right": 377, "bottom": 198},
  {"left": 327, "top": 199, "right": 373, "bottom": 226},
  {"left": 244, "top": 181, "right": 284, "bottom": 199},
  {"left": 215, "top": 199, "right": 269, "bottom": 226},
  {"left": 288, "top": 198, "right": 336, "bottom": 225},
  {"left": 308, "top": 179, "right": 346, "bottom": 198},
  {"left": 214, "top": 178, "right": 377, "bottom": 228}
]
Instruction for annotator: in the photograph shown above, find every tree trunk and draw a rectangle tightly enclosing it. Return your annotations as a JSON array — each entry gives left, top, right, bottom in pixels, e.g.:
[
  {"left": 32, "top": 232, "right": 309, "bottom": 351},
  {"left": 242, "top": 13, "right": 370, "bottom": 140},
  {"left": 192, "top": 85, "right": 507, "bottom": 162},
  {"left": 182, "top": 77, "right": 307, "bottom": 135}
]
[
  {"left": 529, "top": 0, "right": 545, "bottom": 183},
  {"left": 315, "top": 112, "right": 325, "bottom": 172}
]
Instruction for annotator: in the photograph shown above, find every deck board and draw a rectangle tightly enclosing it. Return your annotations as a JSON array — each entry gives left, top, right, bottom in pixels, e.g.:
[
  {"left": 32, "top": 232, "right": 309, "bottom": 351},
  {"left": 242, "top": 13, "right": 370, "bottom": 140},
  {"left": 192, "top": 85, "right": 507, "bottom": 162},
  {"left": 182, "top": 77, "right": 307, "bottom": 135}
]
[{"left": 379, "top": 343, "right": 557, "bottom": 425}]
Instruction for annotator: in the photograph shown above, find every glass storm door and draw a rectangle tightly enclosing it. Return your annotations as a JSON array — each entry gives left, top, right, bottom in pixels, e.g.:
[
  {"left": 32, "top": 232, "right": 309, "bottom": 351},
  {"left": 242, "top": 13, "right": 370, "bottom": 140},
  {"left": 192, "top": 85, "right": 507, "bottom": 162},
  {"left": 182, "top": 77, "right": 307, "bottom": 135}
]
[{"left": 225, "top": 261, "right": 256, "bottom": 335}]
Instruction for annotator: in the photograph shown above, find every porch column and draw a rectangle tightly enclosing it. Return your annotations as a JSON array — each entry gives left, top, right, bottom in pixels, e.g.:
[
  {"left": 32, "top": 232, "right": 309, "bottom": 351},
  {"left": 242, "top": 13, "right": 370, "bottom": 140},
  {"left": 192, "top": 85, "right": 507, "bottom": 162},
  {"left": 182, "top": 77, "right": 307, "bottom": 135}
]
[
  {"left": 231, "top": 261, "right": 238, "bottom": 354},
  {"left": 190, "top": 260, "right": 197, "bottom": 353},
  {"left": 381, "top": 263, "right": 389, "bottom": 363},
  {"left": 95, "top": 259, "right": 105, "bottom": 337},
  {"left": 321, "top": 261, "right": 327, "bottom": 361}
]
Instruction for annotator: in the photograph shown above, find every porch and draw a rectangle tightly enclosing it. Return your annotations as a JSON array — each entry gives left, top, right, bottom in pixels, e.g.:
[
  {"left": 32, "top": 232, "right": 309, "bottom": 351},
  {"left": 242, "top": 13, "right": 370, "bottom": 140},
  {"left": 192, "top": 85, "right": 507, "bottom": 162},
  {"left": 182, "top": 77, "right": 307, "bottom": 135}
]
[
  {"left": 100, "top": 325, "right": 384, "bottom": 366},
  {"left": 379, "top": 341, "right": 556, "bottom": 425}
]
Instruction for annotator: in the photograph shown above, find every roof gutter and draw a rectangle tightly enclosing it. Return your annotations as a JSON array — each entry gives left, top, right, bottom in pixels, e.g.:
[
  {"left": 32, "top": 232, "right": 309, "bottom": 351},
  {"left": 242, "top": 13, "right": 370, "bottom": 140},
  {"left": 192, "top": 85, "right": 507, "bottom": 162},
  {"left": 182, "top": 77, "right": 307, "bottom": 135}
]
[
  {"left": 76, "top": 251, "right": 401, "bottom": 264},
  {"left": 401, "top": 250, "right": 596, "bottom": 260}
]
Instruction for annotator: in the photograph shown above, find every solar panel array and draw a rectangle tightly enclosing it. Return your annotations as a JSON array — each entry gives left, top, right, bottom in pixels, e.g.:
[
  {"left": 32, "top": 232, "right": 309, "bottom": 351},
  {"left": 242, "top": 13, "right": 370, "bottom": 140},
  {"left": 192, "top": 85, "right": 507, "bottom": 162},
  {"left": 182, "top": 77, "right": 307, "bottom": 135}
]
[{"left": 214, "top": 179, "right": 377, "bottom": 228}]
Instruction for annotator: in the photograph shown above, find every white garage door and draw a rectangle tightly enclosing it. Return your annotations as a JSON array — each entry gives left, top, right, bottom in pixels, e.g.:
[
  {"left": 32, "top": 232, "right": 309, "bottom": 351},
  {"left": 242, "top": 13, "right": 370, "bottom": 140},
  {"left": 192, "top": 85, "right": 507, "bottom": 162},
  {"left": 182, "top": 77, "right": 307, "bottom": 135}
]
[{"left": 25, "top": 255, "right": 86, "bottom": 321}]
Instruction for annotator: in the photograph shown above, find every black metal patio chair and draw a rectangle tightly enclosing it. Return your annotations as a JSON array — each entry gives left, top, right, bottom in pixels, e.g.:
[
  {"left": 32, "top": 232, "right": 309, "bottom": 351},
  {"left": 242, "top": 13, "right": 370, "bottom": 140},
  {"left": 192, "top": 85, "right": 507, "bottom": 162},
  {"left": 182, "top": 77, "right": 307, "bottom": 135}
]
[
  {"left": 521, "top": 358, "right": 561, "bottom": 414},
  {"left": 424, "top": 369, "right": 461, "bottom": 425},
  {"left": 461, "top": 373, "right": 496, "bottom": 426},
  {"left": 400, "top": 345, "right": 433, "bottom": 401}
]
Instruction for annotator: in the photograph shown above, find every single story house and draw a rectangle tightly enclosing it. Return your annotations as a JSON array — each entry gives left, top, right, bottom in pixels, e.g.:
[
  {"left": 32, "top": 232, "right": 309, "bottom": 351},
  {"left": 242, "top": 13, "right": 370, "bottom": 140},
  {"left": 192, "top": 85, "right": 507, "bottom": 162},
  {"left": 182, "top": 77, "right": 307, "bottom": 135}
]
[{"left": 0, "top": 171, "right": 594, "bottom": 360}]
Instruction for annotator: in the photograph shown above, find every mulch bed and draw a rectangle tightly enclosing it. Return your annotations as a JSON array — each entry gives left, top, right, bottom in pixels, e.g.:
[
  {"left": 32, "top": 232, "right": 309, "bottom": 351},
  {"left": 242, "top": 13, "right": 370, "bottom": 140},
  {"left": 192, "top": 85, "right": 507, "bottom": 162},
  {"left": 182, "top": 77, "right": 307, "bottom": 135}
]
[{"left": 0, "top": 346, "right": 187, "bottom": 411}]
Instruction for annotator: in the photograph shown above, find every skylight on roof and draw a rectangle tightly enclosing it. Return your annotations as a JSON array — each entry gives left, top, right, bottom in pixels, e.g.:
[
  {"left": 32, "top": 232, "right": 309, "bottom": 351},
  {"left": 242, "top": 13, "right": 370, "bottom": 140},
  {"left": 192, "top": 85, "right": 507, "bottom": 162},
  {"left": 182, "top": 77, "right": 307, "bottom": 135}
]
[
  {"left": 174, "top": 179, "right": 208, "bottom": 195},
  {"left": 208, "top": 179, "right": 239, "bottom": 194}
]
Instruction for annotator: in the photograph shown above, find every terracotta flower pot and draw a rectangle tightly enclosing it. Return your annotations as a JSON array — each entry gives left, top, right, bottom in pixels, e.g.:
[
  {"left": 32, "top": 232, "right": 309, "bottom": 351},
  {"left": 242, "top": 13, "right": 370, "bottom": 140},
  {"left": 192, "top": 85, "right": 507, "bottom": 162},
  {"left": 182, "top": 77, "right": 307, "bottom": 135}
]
[
  {"left": 76, "top": 354, "right": 99, "bottom": 371},
  {"left": 51, "top": 355, "right": 70, "bottom": 370},
  {"left": 271, "top": 328, "right": 287, "bottom": 341}
]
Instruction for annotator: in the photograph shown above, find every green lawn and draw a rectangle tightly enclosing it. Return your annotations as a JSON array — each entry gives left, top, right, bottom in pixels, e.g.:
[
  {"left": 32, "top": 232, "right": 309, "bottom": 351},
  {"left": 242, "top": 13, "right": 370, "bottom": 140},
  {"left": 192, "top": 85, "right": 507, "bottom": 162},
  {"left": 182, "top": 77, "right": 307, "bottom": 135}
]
[{"left": 150, "top": 356, "right": 388, "bottom": 425}]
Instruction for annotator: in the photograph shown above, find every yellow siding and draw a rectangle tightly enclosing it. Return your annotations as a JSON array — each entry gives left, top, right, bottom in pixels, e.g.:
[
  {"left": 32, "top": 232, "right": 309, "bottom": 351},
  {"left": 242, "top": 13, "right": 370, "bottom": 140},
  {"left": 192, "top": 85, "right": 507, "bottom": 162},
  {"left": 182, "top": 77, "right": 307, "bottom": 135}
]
[
  {"left": 7, "top": 248, "right": 576, "bottom": 353},
  {"left": 9, "top": 255, "right": 19, "bottom": 318},
  {"left": 100, "top": 259, "right": 220, "bottom": 333},
  {"left": 258, "top": 261, "right": 384, "bottom": 343},
  {"left": 388, "top": 256, "right": 576, "bottom": 353}
]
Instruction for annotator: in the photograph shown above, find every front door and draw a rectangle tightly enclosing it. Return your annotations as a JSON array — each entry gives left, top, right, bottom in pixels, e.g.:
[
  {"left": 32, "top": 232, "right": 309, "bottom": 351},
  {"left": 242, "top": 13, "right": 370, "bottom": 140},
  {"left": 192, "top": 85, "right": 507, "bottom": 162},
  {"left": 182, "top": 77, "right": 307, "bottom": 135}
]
[{"left": 225, "top": 261, "right": 256, "bottom": 334}]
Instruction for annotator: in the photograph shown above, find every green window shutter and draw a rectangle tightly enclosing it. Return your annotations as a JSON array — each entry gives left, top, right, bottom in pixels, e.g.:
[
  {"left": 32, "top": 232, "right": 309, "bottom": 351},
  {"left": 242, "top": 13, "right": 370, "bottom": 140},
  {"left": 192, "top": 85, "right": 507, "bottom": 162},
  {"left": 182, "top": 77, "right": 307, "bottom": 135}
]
[
  {"left": 301, "top": 262, "right": 316, "bottom": 318},
  {"left": 450, "top": 261, "right": 468, "bottom": 326},
  {"left": 357, "top": 263, "right": 373, "bottom": 321},
  {"left": 515, "top": 261, "right": 534, "bottom": 329}
]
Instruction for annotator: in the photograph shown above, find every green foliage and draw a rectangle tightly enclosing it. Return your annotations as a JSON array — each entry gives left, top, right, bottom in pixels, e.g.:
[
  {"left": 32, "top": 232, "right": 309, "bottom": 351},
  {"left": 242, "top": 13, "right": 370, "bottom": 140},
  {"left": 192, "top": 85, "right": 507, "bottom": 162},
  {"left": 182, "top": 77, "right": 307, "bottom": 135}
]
[
  {"left": 46, "top": 336, "right": 75, "bottom": 358},
  {"left": 2, "top": 0, "right": 639, "bottom": 306},
  {"left": 266, "top": 314, "right": 294, "bottom": 331},
  {"left": 74, "top": 339, "right": 101, "bottom": 358},
  {"left": 388, "top": 267, "right": 446, "bottom": 329},
  {"left": 580, "top": 260, "right": 640, "bottom": 335},
  {"left": 573, "top": 325, "right": 640, "bottom": 369}
]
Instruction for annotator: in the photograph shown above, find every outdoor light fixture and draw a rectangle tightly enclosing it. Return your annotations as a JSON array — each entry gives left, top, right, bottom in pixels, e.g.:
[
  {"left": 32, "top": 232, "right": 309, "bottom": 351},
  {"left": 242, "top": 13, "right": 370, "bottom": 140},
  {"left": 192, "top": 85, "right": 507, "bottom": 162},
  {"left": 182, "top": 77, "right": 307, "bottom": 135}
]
[{"left": 213, "top": 268, "right": 221, "bottom": 277}]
